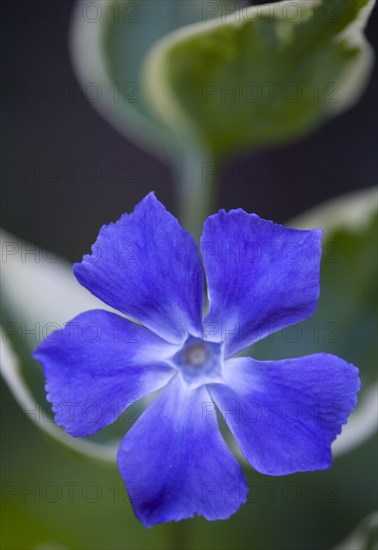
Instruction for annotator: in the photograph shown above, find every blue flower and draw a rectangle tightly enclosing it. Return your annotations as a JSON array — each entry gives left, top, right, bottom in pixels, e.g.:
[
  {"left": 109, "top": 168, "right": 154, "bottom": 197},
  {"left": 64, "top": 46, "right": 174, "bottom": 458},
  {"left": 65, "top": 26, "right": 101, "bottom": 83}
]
[{"left": 34, "top": 193, "right": 359, "bottom": 527}]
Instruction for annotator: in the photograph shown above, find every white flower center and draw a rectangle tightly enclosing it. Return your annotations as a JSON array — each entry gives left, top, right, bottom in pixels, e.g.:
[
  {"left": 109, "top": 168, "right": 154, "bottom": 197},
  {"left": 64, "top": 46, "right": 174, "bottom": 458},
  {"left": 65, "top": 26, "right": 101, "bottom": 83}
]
[{"left": 171, "top": 336, "right": 224, "bottom": 389}]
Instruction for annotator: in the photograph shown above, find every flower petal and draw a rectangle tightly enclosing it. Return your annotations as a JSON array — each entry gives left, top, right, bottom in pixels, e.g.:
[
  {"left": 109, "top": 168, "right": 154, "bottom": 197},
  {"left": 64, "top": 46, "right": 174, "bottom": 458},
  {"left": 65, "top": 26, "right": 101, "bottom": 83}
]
[
  {"left": 33, "top": 310, "right": 177, "bottom": 437},
  {"left": 74, "top": 193, "right": 204, "bottom": 344},
  {"left": 209, "top": 355, "right": 359, "bottom": 475},
  {"left": 201, "top": 210, "right": 323, "bottom": 356},
  {"left": 117, "top": 376, "right": 247, "bottom": 526}
]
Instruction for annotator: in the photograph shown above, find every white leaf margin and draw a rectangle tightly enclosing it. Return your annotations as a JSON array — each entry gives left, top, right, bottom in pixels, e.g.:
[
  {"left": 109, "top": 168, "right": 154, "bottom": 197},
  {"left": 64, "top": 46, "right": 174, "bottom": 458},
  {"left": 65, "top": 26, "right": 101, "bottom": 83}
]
[
  {"left": 69, "top": 0, "right": 181, "bottom": 165},
  {"left": 333, "top": 510, "right": 378, "bottom": 549},
  {"left": 289, "top": 185, "right": 378, "bottom": 233},
  {"left": 1, "top": 327, "right": 118, "bottom": 463},
  {"left": 69, "top": 0, "right": 244, "bottom": 164},
  {"left": 0, "top": 229, "right": 118, "bottom": 463}
]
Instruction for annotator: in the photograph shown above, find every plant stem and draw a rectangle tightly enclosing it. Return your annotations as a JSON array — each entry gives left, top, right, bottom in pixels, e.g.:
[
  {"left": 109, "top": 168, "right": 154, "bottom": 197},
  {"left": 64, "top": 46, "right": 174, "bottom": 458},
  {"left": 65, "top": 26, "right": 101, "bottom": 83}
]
[{"left": 175, "top": 148, "right": 222, "bottom": 241}]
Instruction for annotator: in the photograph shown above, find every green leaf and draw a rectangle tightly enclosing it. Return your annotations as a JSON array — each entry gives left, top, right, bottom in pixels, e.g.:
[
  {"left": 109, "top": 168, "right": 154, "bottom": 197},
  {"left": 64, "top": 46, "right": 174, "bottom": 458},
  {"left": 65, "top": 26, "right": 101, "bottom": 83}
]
[
  {"left": 1, "top": 330, "right": 118, "bottom": 464},
  {"left": 70, "top": 0, "right": 242, "bottom": 163},
  {"left": 143, "top": 0, "right": 376, "bottom": 157}
]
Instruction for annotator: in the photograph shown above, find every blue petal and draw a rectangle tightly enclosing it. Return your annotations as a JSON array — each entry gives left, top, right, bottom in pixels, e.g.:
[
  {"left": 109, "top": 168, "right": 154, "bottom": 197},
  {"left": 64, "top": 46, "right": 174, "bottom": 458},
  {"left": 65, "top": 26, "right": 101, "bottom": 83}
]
[
  {"left": 74, "top": 193, "right": 204, "bottom": 345},
  {"left": 117, "top": 376, "right": 247, "bottom": 526},
  {"left": 33, "top": 310, "right": 177, "bottom": 437},
  {"left": 209, "top": 355, "right": 359, "bottom": 475},
  {"left": 200, "top": 210, "right": 323, "bottom": 356}
]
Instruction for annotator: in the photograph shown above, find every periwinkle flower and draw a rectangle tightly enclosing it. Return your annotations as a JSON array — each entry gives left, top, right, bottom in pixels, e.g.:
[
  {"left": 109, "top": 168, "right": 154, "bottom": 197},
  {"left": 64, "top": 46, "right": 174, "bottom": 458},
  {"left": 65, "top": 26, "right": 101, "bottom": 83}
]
[{"left": 34, "top": 193, "right": 359, "bottom": 526}]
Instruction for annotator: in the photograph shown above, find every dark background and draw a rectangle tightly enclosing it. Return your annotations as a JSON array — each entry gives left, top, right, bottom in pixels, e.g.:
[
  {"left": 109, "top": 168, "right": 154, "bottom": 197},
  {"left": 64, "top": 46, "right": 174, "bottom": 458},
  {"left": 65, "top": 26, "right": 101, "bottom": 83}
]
[{"left": 1, "top": 0, "right": 377, "bottom": 254}]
